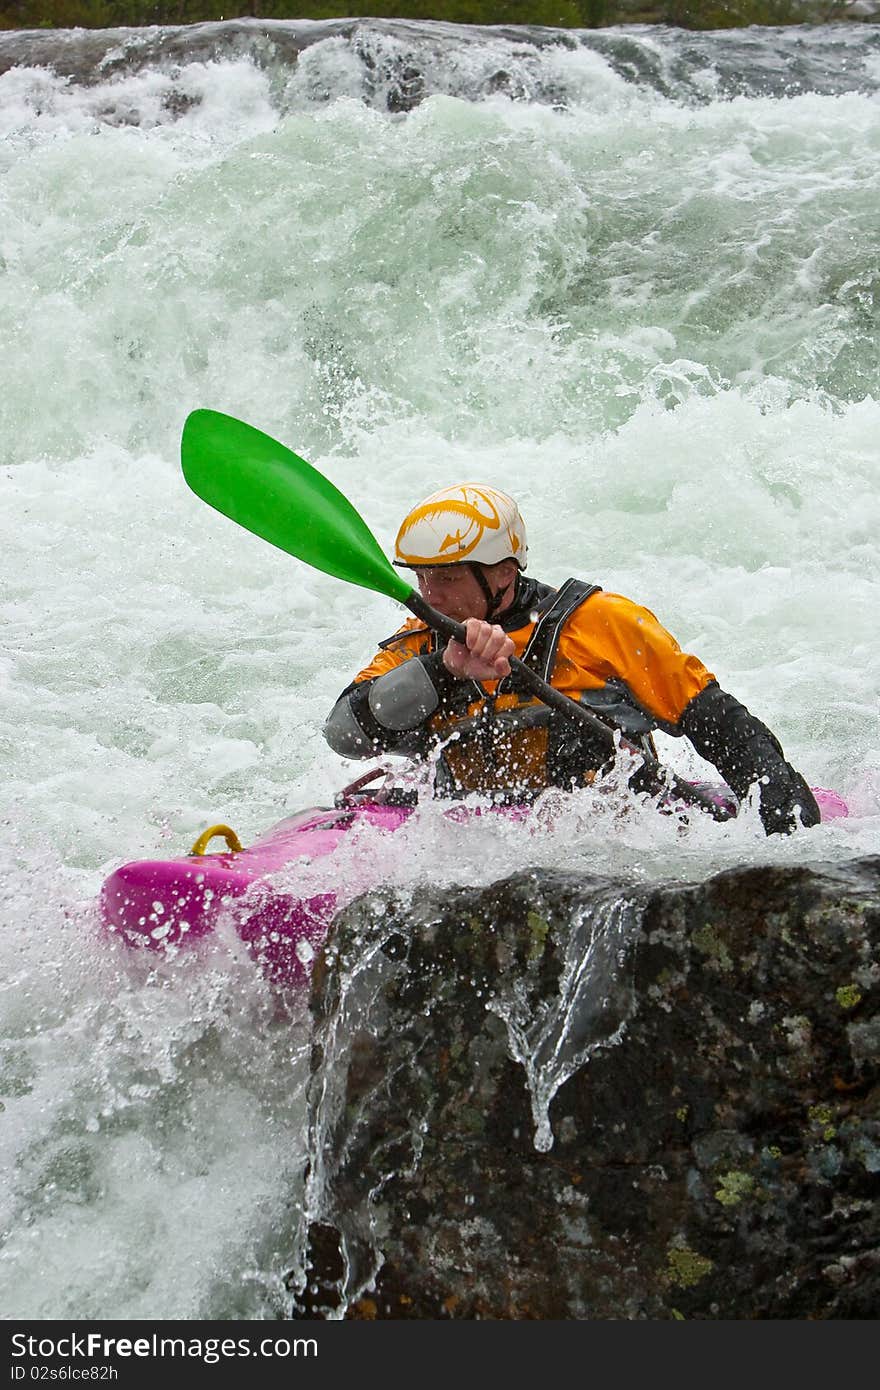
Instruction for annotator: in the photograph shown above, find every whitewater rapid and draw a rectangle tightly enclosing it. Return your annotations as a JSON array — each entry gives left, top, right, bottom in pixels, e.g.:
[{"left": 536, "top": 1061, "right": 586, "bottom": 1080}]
[{"left": 1, "top": 18, "right": 878, "bottom": 1318}]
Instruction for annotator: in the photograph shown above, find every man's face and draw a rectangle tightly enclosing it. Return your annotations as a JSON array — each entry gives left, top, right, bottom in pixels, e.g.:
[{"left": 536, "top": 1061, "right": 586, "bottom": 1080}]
[{"left": 415, "top": 565, "right": 489, "bottom": 622}]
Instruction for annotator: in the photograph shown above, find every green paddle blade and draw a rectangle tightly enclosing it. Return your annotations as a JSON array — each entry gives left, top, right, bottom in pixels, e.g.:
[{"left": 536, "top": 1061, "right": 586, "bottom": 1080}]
[{"left": 180, "top": 409, "right": 412, "bottom": 603}]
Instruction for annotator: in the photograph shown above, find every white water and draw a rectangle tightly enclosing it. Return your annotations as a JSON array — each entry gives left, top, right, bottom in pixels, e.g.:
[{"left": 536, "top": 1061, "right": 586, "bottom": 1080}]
[{"left": 1, "top": 20, "right": 878, "bottom": 1318}]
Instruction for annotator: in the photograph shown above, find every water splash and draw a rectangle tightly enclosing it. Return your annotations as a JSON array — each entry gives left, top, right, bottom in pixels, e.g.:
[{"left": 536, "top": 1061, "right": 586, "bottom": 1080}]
[{"left": 489, "top": 890, "right": 642, "bottom": 1152}]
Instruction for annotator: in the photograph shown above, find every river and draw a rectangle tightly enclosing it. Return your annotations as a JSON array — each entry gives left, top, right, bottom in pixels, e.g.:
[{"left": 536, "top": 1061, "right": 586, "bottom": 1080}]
[{"left": 1, "top": 17, "right": 878, "bottom": 1318}]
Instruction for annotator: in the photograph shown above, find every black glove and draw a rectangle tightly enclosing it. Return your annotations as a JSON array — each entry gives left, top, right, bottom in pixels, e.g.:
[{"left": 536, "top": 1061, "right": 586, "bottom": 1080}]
[{"left": 680, "top": 683, "right": 820, "bottom": 836}]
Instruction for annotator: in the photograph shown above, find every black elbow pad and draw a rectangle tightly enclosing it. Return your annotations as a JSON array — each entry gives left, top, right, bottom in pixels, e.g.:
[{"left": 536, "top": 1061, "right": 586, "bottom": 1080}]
[{"left": 680, "top": 683, "right": 820, "bottom": 835}]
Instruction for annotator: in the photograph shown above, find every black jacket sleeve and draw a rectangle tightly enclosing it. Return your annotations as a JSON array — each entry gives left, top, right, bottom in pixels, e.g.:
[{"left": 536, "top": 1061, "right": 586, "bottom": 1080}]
[{"left": 679, "top": 682, "right": 820, "bottom": 835}]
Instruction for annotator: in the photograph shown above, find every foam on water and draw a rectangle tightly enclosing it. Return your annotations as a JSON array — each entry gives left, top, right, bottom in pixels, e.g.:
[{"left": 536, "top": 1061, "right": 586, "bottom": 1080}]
[
  {"left": 1, "top": 21, "right": 878, "bottom": 1316},
  {"left": 0, "top": 825, "right": 310, "bottom": 1319}
]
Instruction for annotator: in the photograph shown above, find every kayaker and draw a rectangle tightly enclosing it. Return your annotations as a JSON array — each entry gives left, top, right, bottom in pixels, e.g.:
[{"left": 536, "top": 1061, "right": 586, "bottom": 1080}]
[{"left": 324, "top": 483, "right": 820, "bottom": 834}]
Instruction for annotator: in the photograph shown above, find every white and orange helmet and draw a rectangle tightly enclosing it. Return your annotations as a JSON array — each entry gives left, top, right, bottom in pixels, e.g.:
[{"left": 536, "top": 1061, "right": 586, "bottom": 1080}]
[{"left": 393, "top": 483, "right": 527, "bottom": 571}]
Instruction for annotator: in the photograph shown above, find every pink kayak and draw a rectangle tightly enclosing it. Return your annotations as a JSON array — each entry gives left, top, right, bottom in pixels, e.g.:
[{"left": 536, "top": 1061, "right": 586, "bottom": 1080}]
[
  {"left": 100, "top": 797, "right": 413, "bottom": 989},
  {"left": 99, "top": 775, "right": 848, "bottom": 989}
]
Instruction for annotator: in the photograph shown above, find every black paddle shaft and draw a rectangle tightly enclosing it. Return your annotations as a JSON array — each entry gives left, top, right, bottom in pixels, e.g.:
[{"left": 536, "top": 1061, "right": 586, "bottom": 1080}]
[{"left": 405, "top": 591, "right": 735, "bottom": 821}]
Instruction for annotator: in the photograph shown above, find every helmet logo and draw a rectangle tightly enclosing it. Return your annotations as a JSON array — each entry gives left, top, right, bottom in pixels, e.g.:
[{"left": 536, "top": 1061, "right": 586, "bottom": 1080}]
[
  {"left": 394, "top": 483, "right": 527, "bottom": 569},
  {"left": 400, "top": 488, "right": 502, "bottom": 564}
]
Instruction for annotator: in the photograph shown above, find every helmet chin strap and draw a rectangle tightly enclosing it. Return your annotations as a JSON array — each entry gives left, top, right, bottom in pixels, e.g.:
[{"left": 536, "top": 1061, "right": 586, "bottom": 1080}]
[{"left": 470, "top": 564, "right": 512, "bottom": 619}]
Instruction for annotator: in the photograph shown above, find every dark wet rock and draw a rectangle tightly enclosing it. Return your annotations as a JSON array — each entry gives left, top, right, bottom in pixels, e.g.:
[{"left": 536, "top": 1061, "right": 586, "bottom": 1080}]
[
  {"left": 291, "top": 856, "right": 880, "bottom": 1319},
  {"left": 0, "top": 20, "right": 351, "bottom": 84},
  {"left": 0, "top": 18, "right": 566, "bottom": 88},
  {"left": 2, "top": 18, "right": 879, "bottom": 107}
]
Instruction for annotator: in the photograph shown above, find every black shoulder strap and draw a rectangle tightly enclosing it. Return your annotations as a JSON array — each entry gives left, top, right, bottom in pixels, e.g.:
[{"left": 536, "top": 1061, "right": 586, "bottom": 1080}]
[{"left": 514, "top": 578, "right": 601, "bottom": 684}]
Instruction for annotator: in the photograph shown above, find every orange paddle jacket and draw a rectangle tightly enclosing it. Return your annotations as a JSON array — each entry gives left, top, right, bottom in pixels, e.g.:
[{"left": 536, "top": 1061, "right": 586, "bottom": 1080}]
[{"left": 324, "top": 574, "right": 819, "bottom": 834}]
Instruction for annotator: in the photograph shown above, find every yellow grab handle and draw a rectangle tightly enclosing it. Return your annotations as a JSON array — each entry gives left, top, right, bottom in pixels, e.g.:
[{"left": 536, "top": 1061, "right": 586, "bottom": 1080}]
[{"left": 189, "top": 823, "right": 244, "bottom": 856}]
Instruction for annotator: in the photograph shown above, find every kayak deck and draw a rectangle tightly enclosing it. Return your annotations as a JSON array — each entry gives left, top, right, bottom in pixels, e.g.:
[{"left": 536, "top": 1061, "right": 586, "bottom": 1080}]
[
  {"left": 99, "top": 775, "right": 848, "bottom": 988},
  {"left": 100, "top": 801, "right": 413, "bottom": 987}
]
